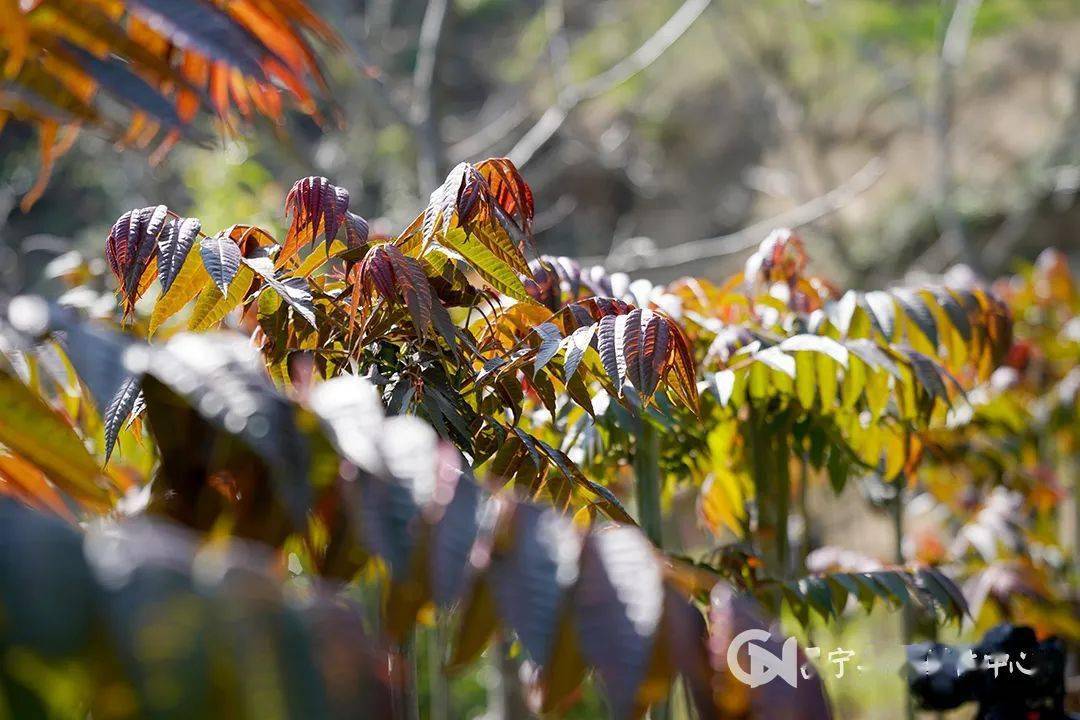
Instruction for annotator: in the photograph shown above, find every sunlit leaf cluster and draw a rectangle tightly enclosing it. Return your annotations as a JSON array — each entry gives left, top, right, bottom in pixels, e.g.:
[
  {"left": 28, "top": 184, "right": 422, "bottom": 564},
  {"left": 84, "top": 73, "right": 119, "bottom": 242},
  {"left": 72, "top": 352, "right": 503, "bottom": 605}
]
[{"left": 0, "top": 157, "right": 1034, "bottom": 718}]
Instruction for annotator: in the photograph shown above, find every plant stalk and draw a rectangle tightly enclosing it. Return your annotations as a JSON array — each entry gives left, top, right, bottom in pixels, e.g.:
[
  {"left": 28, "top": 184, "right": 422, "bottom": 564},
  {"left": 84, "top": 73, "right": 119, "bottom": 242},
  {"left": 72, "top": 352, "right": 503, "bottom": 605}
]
[
  {"left": 894, "top": 467, "right": 914, "bottom": 720},
  {"left": 634, "top": 415, "right": 664, "bottom": 548},
  {"left": 774, "top": 424, "right": 791, "bottom": 580},
  {"left": 428, "top": 615, "right": 449, "bottom": 720},
  {"left": 747, "top": 410, "right": 791, "bottom": 580}
]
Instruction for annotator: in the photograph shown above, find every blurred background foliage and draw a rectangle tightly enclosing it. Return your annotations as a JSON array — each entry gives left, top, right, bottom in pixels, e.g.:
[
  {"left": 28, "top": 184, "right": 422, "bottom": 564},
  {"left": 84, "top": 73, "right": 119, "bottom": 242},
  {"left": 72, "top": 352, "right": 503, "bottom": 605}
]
[{"left": 3, "top": 0, "right": 1080, "bottom": 296}]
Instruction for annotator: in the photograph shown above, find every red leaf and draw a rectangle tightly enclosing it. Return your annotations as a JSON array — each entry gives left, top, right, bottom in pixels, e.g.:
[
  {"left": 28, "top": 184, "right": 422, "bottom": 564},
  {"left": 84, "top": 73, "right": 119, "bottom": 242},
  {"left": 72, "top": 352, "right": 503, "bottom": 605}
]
[
  {"left": 639, "top": 311, "right": 670, "bottom": 400},
  {"left": 477, "top": 157, "right": 534, "bottom": 239},
  {"left": 106, "top": 205, "right": 168, "bottom": 315},
  {"left": 558, "top": 299, "right": 694, "bottom": 409},
  {"left": 358, "top": 244, "right": 434, "bottom": 338},
  {"left": 282, "top": 175, "right": 351, "bottom": 263}
]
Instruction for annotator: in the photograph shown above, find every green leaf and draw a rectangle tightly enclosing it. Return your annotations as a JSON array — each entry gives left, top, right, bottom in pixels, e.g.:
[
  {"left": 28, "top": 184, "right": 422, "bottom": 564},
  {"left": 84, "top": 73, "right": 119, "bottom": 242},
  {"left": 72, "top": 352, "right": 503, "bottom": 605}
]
[
  {"left": 869, "top": 570, "right": 910, "bottom": 608},
  {"left": 930, "top": 288, "right": 971, "bottom": 342},
  {"left": 826, "top": 446, "right": 848, "bottom": 494},
  {"left": 794, "top": 351, "right": 815, "bottom": 409},
  {"left": 917, "top": 567, "right": 968, "bottom": 621},
  {"left": 438, "top": 227, "right": 529, "bottom": 301},
  {"left": 840, "top": 353, "right": 867, "bottom": 408},
  {"left": 798, "top": 576, "right": 835, "bottom": 621},
  {"left": 863, "top": 291, "right": 896, "bottom": 340},
  {"left": 815, "top": 353, "right": 839, "bottom": 412}
]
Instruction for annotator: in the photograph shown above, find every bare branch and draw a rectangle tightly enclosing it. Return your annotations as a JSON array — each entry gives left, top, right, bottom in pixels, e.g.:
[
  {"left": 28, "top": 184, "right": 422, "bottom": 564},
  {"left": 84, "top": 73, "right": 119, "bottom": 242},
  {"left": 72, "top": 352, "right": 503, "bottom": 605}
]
[
  {"left": 507, "top": 0, "right": 712, "bottom": 168},
  {"left": 983, "top": 70, "right": 1080, "bottom": 269},
  {"left": 585, "top": 157, "right": 885, "bottom": 273},
  {"left": 928, "top": 0, "right": 983, "bottom": 272},
  {"left": 413, "top": 0, "right": 452, "bottom": 191},
  {"left": 447, "top": 102, "right": 531, "bottom": 160},
  {"left": 343, "top": 35, "right": 415, "bottom": 130}
]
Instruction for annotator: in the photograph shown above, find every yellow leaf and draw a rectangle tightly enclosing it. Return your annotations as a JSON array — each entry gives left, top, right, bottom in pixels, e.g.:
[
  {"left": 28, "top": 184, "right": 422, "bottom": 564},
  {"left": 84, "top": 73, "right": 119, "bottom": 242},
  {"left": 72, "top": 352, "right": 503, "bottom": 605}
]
[
  {"left": 0, "top": 370, "right": 112, "bottom": 507},
  {"left": 0, "top": 452, "right": 77, "bottom": 521},
  {"left": 292, "top": 239, "right": 346, "bottom": 278},
  {"left": 841, "top": 354, "right": 867, "bottom": 408},
  {"left": 148, "top": 249, "right": 211, "bottom": 337},
  {"left": 188, "top": 264, "right": 254, "bottom": 331},
  {"left": 815, "top": 353, "right": 838, "bottom": 413},
  {"left": 0, "top": 0, "right": 28, "bottom": 78}
]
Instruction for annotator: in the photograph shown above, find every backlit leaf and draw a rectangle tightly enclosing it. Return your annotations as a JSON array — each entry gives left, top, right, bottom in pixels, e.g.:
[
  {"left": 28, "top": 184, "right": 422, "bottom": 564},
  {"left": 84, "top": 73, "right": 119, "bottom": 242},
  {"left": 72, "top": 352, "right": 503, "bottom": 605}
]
[
  {"left": 157, "top": 216, "right": 200, "bottom": 292},
  {"left": 0, "top": 368, "right": 111, "bottom": 506},
  {"left": 199, "top": 232, "right": 242, "bottom": 296}
]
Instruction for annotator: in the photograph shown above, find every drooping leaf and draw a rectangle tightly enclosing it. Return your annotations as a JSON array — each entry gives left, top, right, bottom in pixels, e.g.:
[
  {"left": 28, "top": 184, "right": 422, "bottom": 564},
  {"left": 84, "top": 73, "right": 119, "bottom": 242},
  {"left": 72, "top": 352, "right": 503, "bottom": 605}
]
[
  {"left": 106, "top": 205, "right": 168, "bottom": 314},
  {"left": 894, "top": 289, "right": 939, "bottom": 354},
  {"left": 562, "top": 324, "right": 597, "bottom": 381},
  {"left": 103, "top": 375, "right": 141, "bottom": 464},
  {"left": 779, "top": 334, "right": 849, "bottom": 367},
  {"left": 473, "top": 157, "right": 535, "bottom": 241},
  {"left": 398, "top": 160, "right": 534, "bottom": 287},
  {"left": 862, "top": 290, "right": 896, "bottom": 340},
  {"left": 142, "top": 332, "right": 311, "bottom": 524},
  {"left": 488, "top": 504, "right": 581, "bottom": 668},
  {"left": 39, "top": 303, "right": 134, "bottom": 414},
  {"left": 709, "top": 584, "right": 831, "bottom": 720},
  {"left": 430, "top": 470, "right": 482, "bottom": 609},
  {"left": 596, "top": 314, "right": 626, "bottom": 393},
  {"left": 58, "top": 41, "right": 185, "bottom": 129},
  {"left": 343, "top": 211, "right": 369, "bottom": 253},
  {"left": 636, "top": 310, "right": 670, "bottom": 400},
  {"left": 575, "top": 525, "right": 664, "bottom": 720},
  {"left": 199, "top": 232, "right": 242, "bottom": 296},
  {"left": 127, "top": 0, "right": 278, "bottom": 79},
  {"left": 241, "top": 249, "right": 316, "bottom": 329},
  {"left": 753, "top": 346, "right": 796, "bottom": 378},
  {"left": 157, "top": 216, "right": 200, "bottom": 292},
  {"left": 437, "top": 227, "right": 530, "bottom": 302},
  {"left": 533, "top": 322, "right": 563, "bottom": 374},
  {"left": 358, "top": 243, "right": 435, "bottom": 338},
  {"left": 282, "top": 176, "right": 351, "bottom": 263}
]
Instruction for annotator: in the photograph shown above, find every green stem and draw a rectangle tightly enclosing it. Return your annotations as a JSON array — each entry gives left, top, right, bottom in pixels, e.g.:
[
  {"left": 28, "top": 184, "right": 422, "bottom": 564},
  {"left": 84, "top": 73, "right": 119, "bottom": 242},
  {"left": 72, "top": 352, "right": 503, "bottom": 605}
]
[
  {"left": 747, "top": 410, "right": 791, "bottom": 581},
  {"left": 799, "top": 454, "right": 811, "bottom": 575},
  {"left": 894, "top": 460, "right": 914, "bottom": 720},
  {"left": 428, "top": 615, "right": 448, "bottom": 720},
  {"left": 634, "top": 415, "right": 663, "bottom": 548},
  {"left": 774, "top": 425, "right": 791, "bottom": 580},
  {"left": 747, "top": 412, "right": 771, "bottom": 569},
  {"left": 406, "top": 636, "right": 421, "bottom": 720},
  {"left": 487, "top": 636, "right": 528, "bottom": 720}
]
